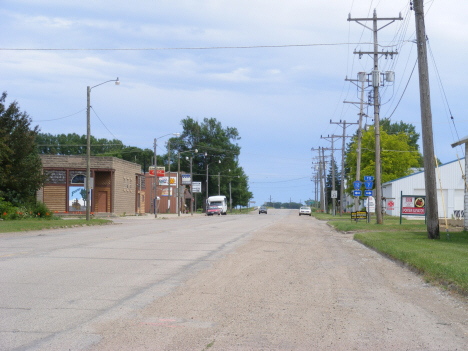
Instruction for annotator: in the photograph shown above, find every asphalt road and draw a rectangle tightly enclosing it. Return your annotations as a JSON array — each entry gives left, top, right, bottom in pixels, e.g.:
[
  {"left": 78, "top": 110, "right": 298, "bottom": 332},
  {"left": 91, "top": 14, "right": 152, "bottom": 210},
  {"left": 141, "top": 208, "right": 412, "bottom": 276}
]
[
  {"left": 0, "top": 211, "right": 280, "bottom": 350},
  {"left": 1, "top": 210, "right": 468, "bottom": 350}
]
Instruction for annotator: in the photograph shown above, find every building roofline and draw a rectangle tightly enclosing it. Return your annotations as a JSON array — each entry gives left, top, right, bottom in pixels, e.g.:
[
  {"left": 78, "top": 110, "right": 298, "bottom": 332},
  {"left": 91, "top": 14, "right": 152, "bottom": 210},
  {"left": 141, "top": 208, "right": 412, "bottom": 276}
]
[{"left": 382, "top": 159, "right": 461, "bottom": 186}]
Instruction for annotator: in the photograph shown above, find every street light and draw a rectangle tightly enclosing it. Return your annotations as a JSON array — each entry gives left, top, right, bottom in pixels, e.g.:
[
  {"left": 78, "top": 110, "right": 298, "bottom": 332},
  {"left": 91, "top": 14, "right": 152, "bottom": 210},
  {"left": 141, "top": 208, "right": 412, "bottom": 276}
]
[
  {"left": 206, "top": 157, "right": 221, "bottom": 206},
  {"left": 177, "top": 148, "right": 197, "bottom": 216},
  {"left": 153, "top": 133, "right": 179, "bottom": 218},
  {"left": 165, "top": 134, "right": 181, "bottom": 213},
  {"left": 86, "top": 77, "right": 119, "bottom": 221}
]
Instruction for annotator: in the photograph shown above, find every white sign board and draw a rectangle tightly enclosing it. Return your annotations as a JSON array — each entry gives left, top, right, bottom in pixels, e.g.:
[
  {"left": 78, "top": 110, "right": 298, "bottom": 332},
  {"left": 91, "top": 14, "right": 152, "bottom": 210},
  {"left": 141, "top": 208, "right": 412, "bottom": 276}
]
[
  {"left": 331, "top": 190, "right": 337, "bottom": 199},
  {"left": 192, "top": 181, "right": 202, "bottom": 193},
  {"left": 181, "top": 174, "right": 191, "bottom": 185},
  {"left": 158, "top": 176, "right": 177, "bottom": 186},
  {"left": 365, "top": 196, "right": 376, "bottom": 213}
]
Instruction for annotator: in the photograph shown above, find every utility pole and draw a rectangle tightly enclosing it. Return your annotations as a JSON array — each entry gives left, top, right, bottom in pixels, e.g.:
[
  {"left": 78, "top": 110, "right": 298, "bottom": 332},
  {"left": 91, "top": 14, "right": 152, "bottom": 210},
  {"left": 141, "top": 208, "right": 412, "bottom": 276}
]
[
  {"left": 345, "top": 75, "right": 369, "bottom": 211},
  {"left": 413, "top": 0, "right": 439, "bottom": 239},
  {"left": 320, "top": 137, "right": 343, "bottom": 216},
  {"left": 348, "top": 9, "right": 402, "bottom": 224},
  {"left": 330, "top": 120, "right": 358, "bottom": 216},
  {"left": 153, "top": 138, "right": 158, "bottom": 218}
]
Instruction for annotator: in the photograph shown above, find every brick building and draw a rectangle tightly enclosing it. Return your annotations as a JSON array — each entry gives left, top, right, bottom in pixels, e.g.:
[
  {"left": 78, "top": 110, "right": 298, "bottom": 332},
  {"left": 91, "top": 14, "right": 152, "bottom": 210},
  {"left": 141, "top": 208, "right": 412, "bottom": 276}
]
[{"left": 37, "top": 155, "right": 143, "bottom": 216}]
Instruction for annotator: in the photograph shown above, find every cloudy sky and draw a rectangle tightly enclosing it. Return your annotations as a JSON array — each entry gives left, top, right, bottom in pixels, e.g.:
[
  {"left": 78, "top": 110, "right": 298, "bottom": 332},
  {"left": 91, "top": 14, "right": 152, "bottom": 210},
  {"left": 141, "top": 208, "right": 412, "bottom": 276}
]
[{"left": 2, "top": 0, "right": 467, "bottom": 205}]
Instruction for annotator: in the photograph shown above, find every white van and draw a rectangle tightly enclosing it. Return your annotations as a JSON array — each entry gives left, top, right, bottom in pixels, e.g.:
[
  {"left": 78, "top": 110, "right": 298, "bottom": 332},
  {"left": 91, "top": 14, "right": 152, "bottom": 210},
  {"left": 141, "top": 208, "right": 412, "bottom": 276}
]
[{"left": 207, "top": 195, "right": 228, "bottom": 215}]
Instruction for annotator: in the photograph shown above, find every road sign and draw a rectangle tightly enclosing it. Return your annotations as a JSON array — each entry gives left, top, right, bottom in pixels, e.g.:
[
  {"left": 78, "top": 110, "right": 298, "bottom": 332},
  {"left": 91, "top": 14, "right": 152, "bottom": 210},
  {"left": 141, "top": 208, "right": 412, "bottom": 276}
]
[
  {"left": 353, "top": 181, "right": 362, "bottom": 190},
  {"left": 364, "top": 181, "right": 373, "bottom": 190},
  {"left": 353, "top": 190, "right": 362, "bottom": 197},
  {"left": 364, "top": 176, "right": 374, "bottom": 181},
  {"left": 364, "top": 190, "right": 373, "bottom": 197},
  {"left": 192, "top": 181, "right": 202, "bottom": 193},
  {"left": 331, "top": 190, "right": 337, "bottom": 198},
  {"left": 366, "top": 196, "right": 375, "bottom": 213}
]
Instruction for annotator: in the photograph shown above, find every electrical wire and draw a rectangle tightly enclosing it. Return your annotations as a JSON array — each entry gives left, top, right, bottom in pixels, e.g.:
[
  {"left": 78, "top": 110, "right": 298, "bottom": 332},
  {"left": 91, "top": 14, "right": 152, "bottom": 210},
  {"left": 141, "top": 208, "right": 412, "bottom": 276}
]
[
  {"left": 0, "top": 42, "right": 376, "bottom": 51},
  {"left": 90, "top": 106, "right": 118, "bottom": 140},
  {"left": 32, "top": 108, "right": 87, "bottom": 122}
]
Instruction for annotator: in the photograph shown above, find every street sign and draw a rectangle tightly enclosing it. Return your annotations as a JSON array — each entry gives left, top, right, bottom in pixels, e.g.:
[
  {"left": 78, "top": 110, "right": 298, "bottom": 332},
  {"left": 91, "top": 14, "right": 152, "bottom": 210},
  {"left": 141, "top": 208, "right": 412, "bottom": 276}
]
[
  {"left": 192, "top": 181, "right": 202, "bottom": 193},
  {"left": 353, "top": 190, "right": 362, "bottom": 197},
  {"left": 364, "top": 176, "right": 374, "bottom": 181},
  {"left": 364, "top": 190, "right": 373, "bottom": 197},
  {"left": 181, "top": 174, "right": 191, "bottom": 185},
  {"left": 364, "top": 181, "right": 373, "bottom": 190},
  {"left": 366, "top": 196, "right": 375, "bottom": 213},
  {"left": 331, "top": 190, "right": 337, "bottom": 198},
  {"left": 353, "top": 181, "right": 362, "bottom": 190}
]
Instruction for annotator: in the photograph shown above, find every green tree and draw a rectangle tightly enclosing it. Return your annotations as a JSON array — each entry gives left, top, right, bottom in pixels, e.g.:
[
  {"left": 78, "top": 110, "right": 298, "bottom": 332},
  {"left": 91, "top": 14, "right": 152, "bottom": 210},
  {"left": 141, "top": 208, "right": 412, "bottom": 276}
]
[
  {"left": 171, "top": 117, "right": 252, "bottom": 209},
  {"left": 345, "top": 126, "right": 421, "bottom": 195},
  {"left": 0, "top": 92, "right": 46, "bottom": 204},
  {"left": 326, "top": 158, "right": 340, "bottom": 207}
]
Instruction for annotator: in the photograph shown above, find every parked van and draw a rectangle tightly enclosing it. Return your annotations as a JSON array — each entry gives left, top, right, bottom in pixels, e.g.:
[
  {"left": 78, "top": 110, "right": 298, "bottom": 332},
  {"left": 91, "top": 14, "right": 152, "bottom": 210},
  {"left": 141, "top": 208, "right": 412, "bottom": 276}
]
[{"left": 207, "top": 195, "right": 228, "bottom": 215}]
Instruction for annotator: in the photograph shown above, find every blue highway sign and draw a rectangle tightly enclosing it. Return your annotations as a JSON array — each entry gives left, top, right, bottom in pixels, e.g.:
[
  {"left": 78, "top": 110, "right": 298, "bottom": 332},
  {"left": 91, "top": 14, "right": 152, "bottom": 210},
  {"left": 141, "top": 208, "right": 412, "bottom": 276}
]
[
  {"left": 364, "top": 176, "right": 374, "bottom": 181},
  {"left": 353, "top": 181, "right": 362, "bottom": 190},
  {"left": 353, "top": 190, "right": 362, "bottom": 197},
  {"left": 364, "top": 190, "right": 373, "bottom": 197},
  {"left": 364, "top": 181, "right": 373, "bottom": 190}
]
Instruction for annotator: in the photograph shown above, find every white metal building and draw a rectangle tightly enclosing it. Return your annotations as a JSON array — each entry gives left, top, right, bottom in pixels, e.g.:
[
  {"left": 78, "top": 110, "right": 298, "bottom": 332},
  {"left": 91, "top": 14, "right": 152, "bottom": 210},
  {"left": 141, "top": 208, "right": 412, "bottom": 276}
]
[{"left": 382, "top": 159, "right": 465, "bottom": 219}]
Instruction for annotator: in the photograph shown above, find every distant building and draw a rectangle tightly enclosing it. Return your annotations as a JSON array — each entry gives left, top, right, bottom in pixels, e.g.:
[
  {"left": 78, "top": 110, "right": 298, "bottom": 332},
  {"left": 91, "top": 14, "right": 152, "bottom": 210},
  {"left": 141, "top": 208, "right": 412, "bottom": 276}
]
[
  {"left": 382, "top": 159, "right": 465, "bottom": 219},
  {"left": 451, "top": 135, "right": 468, "bottom": 230}
]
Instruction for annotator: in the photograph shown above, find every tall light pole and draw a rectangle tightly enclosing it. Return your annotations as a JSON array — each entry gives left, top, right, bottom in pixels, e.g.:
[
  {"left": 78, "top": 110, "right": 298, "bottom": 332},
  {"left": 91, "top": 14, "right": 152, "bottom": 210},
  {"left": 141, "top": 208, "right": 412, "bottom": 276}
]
[
  {"left": 205, "top": 156, "right": 221, "bottom": 209},
  {"left": 86, "top": 77, "right": 119, "bottom": 221},
  {"left": 165, "top": 135, "right": 181, "bottom": 213},
  {"left": 176, "top": 149, "right": 198, "bottom": 216},
  {"left": 154, "top": 133, "right": 179, "bottom": 218},
  {"left": 186, "top": 155, "right": 195, "bottom": 216}
]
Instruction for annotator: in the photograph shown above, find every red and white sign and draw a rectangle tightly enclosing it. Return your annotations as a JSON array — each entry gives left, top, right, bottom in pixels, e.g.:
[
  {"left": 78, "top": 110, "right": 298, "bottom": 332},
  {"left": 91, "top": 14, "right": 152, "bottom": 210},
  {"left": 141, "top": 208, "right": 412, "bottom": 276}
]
[
  {"left": 387, "top": 200, "right": 395, "bottom": 211},
  {"left": 149, "top": 166, "right": 155, "bottom": 176},
  {"left": 156, "top": 167, "right": 165, "bottom": 177},
  {"left": 402, "top": 196, "right": 425, "bottom": 215}
]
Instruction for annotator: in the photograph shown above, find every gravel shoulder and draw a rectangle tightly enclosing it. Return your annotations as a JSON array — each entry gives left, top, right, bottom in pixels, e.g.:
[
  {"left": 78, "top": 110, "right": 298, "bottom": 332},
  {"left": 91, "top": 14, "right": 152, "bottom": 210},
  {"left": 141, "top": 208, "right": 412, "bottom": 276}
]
[{"left": 90, "top": 210, "right": 468, "bottom": 350}]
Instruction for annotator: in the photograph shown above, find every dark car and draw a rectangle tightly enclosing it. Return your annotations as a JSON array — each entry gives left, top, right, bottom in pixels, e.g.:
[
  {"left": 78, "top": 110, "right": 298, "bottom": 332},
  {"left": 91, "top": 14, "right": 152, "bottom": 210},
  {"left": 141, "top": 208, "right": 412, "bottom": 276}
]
[
  {"left": 207, "top": 205, "right": 221, "bottom": 216},
  {"left": 259, "top": 206, "right": 268, "bottom": 214}
]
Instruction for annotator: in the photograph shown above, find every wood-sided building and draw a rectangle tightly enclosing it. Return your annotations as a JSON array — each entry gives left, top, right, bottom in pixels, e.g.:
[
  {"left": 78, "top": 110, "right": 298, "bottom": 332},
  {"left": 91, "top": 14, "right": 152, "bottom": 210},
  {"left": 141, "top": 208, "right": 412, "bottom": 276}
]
[{"left": 37, "top": 155, "right": 143, "bottom": 216}]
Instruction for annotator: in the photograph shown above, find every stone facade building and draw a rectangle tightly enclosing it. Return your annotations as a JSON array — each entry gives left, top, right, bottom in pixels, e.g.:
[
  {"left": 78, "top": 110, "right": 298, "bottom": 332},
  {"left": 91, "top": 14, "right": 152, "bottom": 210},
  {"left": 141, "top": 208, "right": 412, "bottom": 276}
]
[{"left": 37, "top": 155, "right": 142, "bottom": 216}]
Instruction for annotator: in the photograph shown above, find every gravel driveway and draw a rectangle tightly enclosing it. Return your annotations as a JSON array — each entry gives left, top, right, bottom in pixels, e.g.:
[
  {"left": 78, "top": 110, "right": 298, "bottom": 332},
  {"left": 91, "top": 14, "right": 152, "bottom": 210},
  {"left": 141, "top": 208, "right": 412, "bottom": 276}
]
[{"left": 90, "top": 210, "right": 468, "bottom": 350}]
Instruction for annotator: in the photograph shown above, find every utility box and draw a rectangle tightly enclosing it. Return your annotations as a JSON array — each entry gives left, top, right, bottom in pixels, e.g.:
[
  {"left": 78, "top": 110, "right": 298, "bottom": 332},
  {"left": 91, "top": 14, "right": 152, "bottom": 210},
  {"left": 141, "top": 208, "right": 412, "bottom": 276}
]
[{"left": 372, "top": 70, "right": 381, "bottom": 87}]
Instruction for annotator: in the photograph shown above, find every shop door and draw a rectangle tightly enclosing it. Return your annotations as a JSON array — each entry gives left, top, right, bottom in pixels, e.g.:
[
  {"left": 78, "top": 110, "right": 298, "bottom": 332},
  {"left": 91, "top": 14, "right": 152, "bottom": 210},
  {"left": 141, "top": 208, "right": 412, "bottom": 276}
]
[{"left": 98, "top": 191, "right": 107, "bottom": 212}]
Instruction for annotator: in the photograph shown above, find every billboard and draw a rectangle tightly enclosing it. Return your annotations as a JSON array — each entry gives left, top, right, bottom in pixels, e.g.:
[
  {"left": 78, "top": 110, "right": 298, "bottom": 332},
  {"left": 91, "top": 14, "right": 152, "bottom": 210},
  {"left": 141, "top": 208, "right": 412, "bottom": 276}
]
[
  {"left": 158, "top": 177, "right": 177, "bottom": 186},
  {"left": 402, "top": 196, "right": 426, "bottom": 215}
]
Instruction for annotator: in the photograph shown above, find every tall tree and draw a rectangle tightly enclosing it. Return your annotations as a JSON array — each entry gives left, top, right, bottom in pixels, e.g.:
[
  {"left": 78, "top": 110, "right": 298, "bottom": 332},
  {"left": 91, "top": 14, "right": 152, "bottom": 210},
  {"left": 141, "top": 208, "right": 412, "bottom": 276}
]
[
  {"left": 0, "top": 92, "right": 46, "bottom": 204},
  {"left": 345, "top": 126, "right": 421, "bottom": 196},
  {"left": 171, "top": 117, "right": 252, "bottom": 209}
]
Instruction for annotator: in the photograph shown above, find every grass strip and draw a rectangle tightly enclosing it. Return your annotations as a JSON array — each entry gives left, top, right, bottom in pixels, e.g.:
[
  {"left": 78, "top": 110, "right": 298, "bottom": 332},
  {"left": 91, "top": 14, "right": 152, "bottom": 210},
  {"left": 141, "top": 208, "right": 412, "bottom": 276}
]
[
  {"left": 354, "top": 230, "right": 468, "bottom": 294},
  {"left": 0, "top": 218, "right": 112, "bottom": 233}
]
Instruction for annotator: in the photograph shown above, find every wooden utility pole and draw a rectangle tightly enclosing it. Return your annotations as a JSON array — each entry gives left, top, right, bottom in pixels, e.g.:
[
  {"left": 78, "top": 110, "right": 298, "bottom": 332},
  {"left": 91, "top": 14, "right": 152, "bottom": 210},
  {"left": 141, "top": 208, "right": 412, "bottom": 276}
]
[
  {"left": 414, "top": 0, "right": 439, "bottom": 239},
  {"left": 348, "top": 9, "right": 402, "bottom": 224},
  {"left": 321, "top": 135, "right": 341, "bottom": 216},
  {"left": 330, "top": 120, "right": 358, "bottom": 216},
  {"left": 344, "top": 76, "right": 368, "bottom": 211}
]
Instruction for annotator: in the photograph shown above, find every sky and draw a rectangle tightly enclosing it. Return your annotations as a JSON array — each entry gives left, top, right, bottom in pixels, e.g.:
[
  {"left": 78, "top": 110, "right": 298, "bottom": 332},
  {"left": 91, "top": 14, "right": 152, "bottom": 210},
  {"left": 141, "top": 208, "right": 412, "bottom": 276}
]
[{"left": 2, "top": 0, "right": 468, "bottom": 206}]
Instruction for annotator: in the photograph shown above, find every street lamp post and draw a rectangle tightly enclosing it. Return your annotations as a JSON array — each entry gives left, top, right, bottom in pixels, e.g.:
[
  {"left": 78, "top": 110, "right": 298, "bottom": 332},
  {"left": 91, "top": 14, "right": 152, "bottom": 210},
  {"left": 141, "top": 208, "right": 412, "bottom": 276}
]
[
  {"left": 205, "top": 157, "right": 221, "bottom": 209},
  {"left": 153, "top": 133, "right": 179, "bottom": 218},
  {"left": 177, "top": 149, "right": 197, "bottom": 216},
  {"left": 86, "top": 77, "right": 119, "bottom": 221}
]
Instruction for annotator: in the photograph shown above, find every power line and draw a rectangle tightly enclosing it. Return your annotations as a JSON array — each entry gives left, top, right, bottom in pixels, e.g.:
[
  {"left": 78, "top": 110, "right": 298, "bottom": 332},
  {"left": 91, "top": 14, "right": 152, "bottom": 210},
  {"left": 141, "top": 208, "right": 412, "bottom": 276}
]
[
  {"left": 91, "top": 107, "right": 118, "bottom": 140},
  {"left": 32, "top": 108, "right": 86, "bottom": 122},
  {"left": 1, "top": 42, "right": 410, "bottom": 52}
]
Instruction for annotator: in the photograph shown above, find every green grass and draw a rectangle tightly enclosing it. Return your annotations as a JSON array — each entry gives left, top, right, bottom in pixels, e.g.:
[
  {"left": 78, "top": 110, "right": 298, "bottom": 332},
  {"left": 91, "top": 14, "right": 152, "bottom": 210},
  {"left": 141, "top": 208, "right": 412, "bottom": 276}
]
[
  {"left": 0, "top": 218, "right": 112, "bottom": 233},
  {"left": 354, "top": 230, "right": 468, "bottom": 294},
  {"left": 329, "top": 216, "right": 427, "bottom": 232},
  {"left": 312, "top": 212, "right": 360, "bottom": 221}
]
